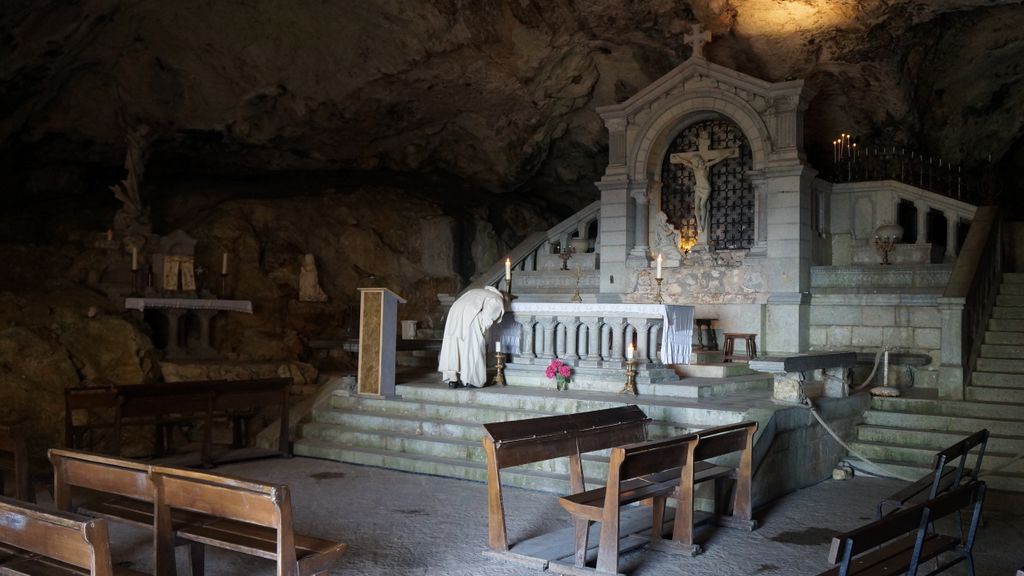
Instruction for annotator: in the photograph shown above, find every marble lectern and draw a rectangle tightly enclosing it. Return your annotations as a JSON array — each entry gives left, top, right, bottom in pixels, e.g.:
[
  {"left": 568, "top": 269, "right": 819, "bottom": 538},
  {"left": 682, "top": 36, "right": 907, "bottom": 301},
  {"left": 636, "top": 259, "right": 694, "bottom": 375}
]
[{"left": 357, "top": 287, "right": 407, "bottom": 398}]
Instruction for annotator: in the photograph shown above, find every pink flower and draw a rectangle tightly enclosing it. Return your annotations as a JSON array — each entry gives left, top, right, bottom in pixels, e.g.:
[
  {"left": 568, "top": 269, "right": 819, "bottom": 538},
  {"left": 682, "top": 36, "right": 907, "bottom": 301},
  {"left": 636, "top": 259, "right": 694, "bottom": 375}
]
[
  {"left": 558, "top": 365, "right": 571, "bottom": 378},
  {"left": 545, "top": 365, "right": 556, "bottom": 378}
]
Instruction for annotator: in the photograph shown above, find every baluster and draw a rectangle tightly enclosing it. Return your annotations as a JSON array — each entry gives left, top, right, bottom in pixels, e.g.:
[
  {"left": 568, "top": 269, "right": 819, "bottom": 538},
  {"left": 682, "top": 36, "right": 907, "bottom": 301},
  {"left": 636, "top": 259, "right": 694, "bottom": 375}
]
[
  {"left": 562, "top": 317, "right": 581, "bottom": 361},
  {"left": 521, "top": 316, "right": 537, "bottom": 360},
  {"left": 539, "top": 317, "right": 557, "bottom": 359},
  {"left": 632, "top": 318, "right": 651, "bottom": 364},
  {"left": 582, "top": 316, "right": 601, "bottom": 363},
  {"left": 607, "top": 317, "right": 625, "bottom": 362}
]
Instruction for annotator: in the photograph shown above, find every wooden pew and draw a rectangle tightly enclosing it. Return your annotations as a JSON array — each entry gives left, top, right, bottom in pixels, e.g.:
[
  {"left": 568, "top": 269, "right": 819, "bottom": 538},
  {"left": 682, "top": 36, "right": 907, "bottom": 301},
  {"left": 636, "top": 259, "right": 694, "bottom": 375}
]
[
  {"left": 664, "top": 420, "right": 758, "bottom": 555},
  {"left": 819, "top": 481, "right": 986, "bottom": 576},
  {"left": 150, "top": 464, "right": 347, "bottom": 576},
  {"left": 557, "top": 433, "right": 699, "bottom": 574},
  {"left": 877, "top": 429, "right": 988, "bottom": 518},
  {"left": 0, "top": 495, "right": 146, "bottom": 575},
  {"left": 65, "top": 378, "right": 292, "bottom": 467},
  {"left": 481, "top": 405, "right": 650, "bottom": 556},
  {"left": 0, "top": 425, "right": 32, "bottom": 502}
]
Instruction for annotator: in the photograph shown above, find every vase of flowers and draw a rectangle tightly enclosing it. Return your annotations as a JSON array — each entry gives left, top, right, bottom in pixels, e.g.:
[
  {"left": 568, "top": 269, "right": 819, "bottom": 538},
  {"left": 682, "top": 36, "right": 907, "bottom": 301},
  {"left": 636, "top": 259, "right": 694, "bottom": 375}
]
[{"left": 545, "top": 358, "right": 572, "bottom": 391}]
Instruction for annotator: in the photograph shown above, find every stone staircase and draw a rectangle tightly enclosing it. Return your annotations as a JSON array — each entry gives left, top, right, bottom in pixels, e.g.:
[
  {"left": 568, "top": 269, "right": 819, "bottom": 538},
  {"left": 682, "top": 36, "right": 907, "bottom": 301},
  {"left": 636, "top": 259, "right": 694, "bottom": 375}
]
[
  {"left": 293, "top": 363, "right": 773, "bottom": 494},
  {"left": 847, "top": 272, "right": 1024, "bottom": 491}
]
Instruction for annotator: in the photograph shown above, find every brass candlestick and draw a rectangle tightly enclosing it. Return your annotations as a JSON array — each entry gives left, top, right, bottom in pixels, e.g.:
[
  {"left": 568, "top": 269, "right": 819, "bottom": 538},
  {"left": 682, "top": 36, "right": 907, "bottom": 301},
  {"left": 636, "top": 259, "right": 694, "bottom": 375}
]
[
  {"left": 493, "top": 351, "right": 507, "bottom": 386},
  {"left": 571, "top": 266, "right": 583, "bottom": 303},
  {"left": 558, "top": 246, "right": 575, "bottom": 271},
  {"left": 653, "top": 277, "right": 664, "bottom": 304},
  {"left": 619, "top": 358, "right": 638, "bottom": 396}
]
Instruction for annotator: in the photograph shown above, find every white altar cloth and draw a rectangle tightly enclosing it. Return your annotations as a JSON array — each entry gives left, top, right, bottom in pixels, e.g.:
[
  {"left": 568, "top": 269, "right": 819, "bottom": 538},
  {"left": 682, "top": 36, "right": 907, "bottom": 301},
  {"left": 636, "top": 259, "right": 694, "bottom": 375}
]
[
  {"left": 500, "top": 302, "right": 694, "bottom": 365},
  {"left": 124, "top": 297, "right": 253, "bottom": 314}
]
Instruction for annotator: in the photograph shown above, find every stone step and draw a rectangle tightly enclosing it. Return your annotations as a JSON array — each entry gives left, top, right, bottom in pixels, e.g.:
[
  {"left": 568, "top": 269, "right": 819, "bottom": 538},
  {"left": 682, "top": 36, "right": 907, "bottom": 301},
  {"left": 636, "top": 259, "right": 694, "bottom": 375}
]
[
  {"left": 976, "top": 357, "right": 1024, "bottom": 374},
  {"left": 966, "top": 385, "right": 1024, "bottom": 403},
  {"left": 641, "top": 374, "right": 771, "bottom": 399},
  {"left": 972, "top": 371, "right": 1024, "bottom": 388},
  {"left": 1005, "top": 272, "right": 1024, "bottom": 284},
  {"left": 985, "top": 331, "right": 1024, "bottom": 345},
  {"left": 844, "top": 457, "right": 1024, "bottom": 492},
  {"left": 979, "top": 344, "right": 1024, "bottom": 359},
  {"left": 848, "top": 440, "right": 1024, "bottom": 474},
  {"left": 992, "top": 307, "right": 1024, "bottom": 319},
  {"left": 863, "top": 409, "right": 1024, "bottom": 437},
  {"left": 672, "top": 363, "right": 756, "bottom": 379},
  {"left": 996, "top": 294, "right": 1024, "bottom": 307},
  {"left": 504, "top": 364, "right": 681, "bottom": 394},
  {"left": 1002, "top": 283, "right": 1024, "bottom": 295},
  {"left": 856, "top": 425, "right": 1024, "bottom": 454},
  {"left": 871, "top": 396, "right": 1024, "bottom": 420},
  {"left": 988, "top": 318, "right": 1024, "bottom": 332}
]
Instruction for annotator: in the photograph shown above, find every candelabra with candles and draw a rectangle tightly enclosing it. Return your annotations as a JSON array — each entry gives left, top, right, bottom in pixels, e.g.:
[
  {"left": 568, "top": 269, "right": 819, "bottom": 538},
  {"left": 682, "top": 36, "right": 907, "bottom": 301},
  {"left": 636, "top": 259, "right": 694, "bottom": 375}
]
[
  {"left": 492, "top": 344, "right": 507, "bottom": 387},
  {"left": 873, "top": 223, "right": 904, "bottom": 266},
  {"left": 558, "top": 246, "right": 575, "bottom": 271},
  {"left": 619, "top": 345, "right": 639, "bottom": 396}
]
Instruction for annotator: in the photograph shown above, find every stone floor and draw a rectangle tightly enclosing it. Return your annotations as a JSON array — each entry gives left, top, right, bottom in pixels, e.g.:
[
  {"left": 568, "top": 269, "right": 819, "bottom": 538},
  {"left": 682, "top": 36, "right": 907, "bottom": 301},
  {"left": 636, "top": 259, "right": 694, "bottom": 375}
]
[{"left": 93, "top": 456, "right": 1023, "bottom": 575}]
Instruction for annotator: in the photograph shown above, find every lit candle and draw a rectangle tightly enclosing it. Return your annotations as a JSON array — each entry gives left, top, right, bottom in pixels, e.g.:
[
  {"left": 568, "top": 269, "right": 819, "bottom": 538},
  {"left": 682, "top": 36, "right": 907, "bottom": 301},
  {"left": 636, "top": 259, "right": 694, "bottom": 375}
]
[
  {"left": 505, "top": 257, "right": 511, "bottom": 281},
  {"left": 221, "top": 252, "right": 229, "bottom": 275},
  {"left": 656, "top": 254, "right": 663, "bottom": 279},
  {"left": 131, "top": 246, "right": 138, "bottom": 271},
  {"left": 626, "top": 344, "right": 634, "bottom": 360},
  {"left": 883, "top": 349, "right": 889, "bottom": 386},
  {"left": 495, "top": 341, "right": 501, "bottom": 353}
]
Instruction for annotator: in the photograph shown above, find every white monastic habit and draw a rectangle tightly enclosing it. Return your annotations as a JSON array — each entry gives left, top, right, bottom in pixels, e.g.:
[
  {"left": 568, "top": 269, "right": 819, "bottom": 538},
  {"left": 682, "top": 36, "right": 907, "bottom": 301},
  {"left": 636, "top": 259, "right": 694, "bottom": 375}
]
[{"left": 438, "top": 286, "right": 506, "bottom": 387}]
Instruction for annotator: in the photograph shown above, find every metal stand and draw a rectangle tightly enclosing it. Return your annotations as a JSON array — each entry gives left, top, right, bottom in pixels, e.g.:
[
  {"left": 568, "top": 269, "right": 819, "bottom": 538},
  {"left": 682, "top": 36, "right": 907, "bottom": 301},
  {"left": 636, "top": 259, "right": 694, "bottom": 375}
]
[
  {"left": 220, "top": 273, "right": 229, "bottom": 298},
  {"left": 619, "top": 358, "right": 638, "bottom": 396},
  {"left": 653, "top": 278, "right": 664, "bottom": 303},
  {"left": 493, "top": 352, "right": 507, "bottom": 386},
  {"left": 571, "top": 267, "right": 583, "bottom": 303},
  {"left": 504, "top": 277, "right": 516, "bottom": 301}
]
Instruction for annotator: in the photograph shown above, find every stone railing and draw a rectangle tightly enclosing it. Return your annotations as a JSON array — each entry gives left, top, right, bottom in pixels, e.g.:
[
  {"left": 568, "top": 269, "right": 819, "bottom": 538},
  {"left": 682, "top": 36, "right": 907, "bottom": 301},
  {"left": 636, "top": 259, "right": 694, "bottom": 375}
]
[
  {"left": 830, "top": 180, "right": 977, "bottom": 264},
  {"left": 938, "top": 206, "right": 1002, "bottom": 399},
  {"left": 465, "top": 200, "right": 601, "bottom": 293},
  {"left": 499, "top": 303, "right": 680, "bottom": 367}
]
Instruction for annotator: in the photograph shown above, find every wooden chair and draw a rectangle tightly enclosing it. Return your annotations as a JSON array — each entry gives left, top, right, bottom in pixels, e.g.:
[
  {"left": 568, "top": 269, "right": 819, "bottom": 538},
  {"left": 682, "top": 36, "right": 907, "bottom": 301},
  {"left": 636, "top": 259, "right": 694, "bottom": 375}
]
[
  {"left": 0, "top": 425, "right": 32, "bottom": 502},
  {"left": 0, "top": 495, "right": 146, "bottom": 575},
  {"left": 558, "top": 433, "right": 699, "bottom": 574},
  {"left": 150, "top": 464, "right": 347, "bottom": 576},
  {"left": 820, "top": 481, "right": 986, "bottom": 576},
  {"left": 877, "top": 429, "right": 988, "bottom": 518},
  {"left": 667, "top": 420, "right": 758, "bottom": 554},
  {"left": 722, "top": 333, "right": 757, "bottom": 362}
]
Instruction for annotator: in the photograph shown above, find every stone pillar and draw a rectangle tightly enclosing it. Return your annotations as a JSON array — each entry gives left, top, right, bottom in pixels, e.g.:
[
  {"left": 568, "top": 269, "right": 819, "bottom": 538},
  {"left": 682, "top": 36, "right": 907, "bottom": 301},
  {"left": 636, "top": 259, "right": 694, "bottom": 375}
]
[
  {"left": 607, "top": 317, "right": 625, "bottom": 362},
  {"left": 581, "top": 317, "right": 601, "bottom": 367},
  {"left": 915, "top": 201, "right": 928, "bottom": 244},
  {"left": 937, "top": 297, "right": 965, "bottom": 400},
  {"left": 630, "top": 180, "right": 652, "bottom": 259},
  {"left": 194, "top": 309, "right": 220, "bottom": 358},
  {"left": 163, "top": 309, "right": 187, "bottom": 358},
  {"left": 562, "top": 317, "right": 581, "bottom": 361},
  {"left": 520, "top": 316, "right": 537, "bottom": 360},
  {"left": 632, "top": 318, "right": 650, "bottom": 365},
  {"left": 539, "top": 317, "right": 557, "bottom": 359},
  {"left": 946, "top": 212, "right": 958, "bottom": 257}
]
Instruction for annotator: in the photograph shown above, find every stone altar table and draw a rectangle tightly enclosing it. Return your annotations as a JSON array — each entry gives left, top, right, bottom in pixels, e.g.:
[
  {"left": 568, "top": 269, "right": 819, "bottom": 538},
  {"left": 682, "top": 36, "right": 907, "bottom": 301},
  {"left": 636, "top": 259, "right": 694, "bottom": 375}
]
[
  {"left": 499, "top": 302, "right": 694, "bottom": 365},
  {"left": 124, "top": 297, "right": 253, "bottom": 358},
  {"left": 749, "top": 352, "right": 857, "bottom": 403}
]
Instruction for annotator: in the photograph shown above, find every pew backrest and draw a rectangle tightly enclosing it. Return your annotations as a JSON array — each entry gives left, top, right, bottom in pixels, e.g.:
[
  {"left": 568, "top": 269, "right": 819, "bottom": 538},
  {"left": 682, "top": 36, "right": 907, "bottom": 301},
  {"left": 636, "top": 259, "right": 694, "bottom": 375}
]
[
  {"left": 49, "top": 448, "right": 154, "bottom": 512},
  {"left": 0, "top": 495, "right": 116, "bottom": 575}
]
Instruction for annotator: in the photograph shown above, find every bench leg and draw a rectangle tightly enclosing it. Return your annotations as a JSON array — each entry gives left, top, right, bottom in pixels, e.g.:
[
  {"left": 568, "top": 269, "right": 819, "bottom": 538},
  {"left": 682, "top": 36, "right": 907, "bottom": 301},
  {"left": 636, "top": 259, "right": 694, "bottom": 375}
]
[
  {"left": 595, "top": 511, "right": 620, "bottom": 574},
  {"left": 188, "top": 542, "right": 205, "bottom": 576},
  {"left": 650, "top": 496, "right": 667, "bottom": 543},
  {"left": 573, "top": 518, "right": 591, "bottom": 568}
]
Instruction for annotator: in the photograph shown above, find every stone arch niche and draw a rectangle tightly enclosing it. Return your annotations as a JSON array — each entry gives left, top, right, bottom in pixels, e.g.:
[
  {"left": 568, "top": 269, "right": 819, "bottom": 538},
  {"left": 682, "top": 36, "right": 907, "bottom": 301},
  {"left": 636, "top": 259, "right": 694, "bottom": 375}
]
[{"left": 658, "top": 115, "right": 754, "bottom": 251}]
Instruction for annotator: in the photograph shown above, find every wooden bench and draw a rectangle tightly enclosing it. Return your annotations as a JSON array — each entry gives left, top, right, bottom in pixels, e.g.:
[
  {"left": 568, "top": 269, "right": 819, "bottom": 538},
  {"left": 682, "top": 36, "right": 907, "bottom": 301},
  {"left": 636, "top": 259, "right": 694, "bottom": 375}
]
[
  {"left": 665, "top": 420, "right": 759, "bottom": 555},
  {"left": 0, "top": 425, "right": 31, "bottom": 502},
  {"left": 820, "top": 481, "right": 986, "bottom": 576},
  {"left": 557, "top": 433, "right": 699, "bottom": 574},
  {"left": 877, "top": 429, "right": 988, "bottom": 518},
  {"left": 150, "top": 464, "right": 347, "bottom": 576},
  {"left": 0, "top": 496, "right": 147, "bottom": 576},
  {"left": 66, "top": 378, "right": 291, "bottom": 467},
  {"left": 481, "top": 406, "right": 650, "bottom": 558}
]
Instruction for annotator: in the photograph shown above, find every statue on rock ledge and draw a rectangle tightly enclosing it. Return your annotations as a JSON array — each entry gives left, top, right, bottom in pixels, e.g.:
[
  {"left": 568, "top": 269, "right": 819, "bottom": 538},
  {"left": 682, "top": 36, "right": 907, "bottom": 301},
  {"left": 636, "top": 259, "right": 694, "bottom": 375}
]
[
  {"left": 299, "top": 254, "right": 329, "bottom": 302},
  {"left": 652, "top": 210, "right": 683, "bottom": 265}
]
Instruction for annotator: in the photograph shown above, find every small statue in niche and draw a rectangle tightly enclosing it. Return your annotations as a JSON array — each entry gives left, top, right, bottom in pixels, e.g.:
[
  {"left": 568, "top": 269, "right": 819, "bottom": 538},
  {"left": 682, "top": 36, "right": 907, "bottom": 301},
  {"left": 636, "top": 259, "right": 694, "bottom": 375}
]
[
  {"left": 299, "top": 254, "right": 329, "bottom": 302},
  {"left": 652, "top": 211, "right": 683, "bottom": 259}
]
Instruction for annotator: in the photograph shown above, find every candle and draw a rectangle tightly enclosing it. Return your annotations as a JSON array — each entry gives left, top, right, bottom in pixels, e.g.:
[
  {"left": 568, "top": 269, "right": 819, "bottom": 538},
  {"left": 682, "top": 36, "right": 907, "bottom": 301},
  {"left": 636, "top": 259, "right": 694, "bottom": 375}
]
[
  {"left": 656, "top": 254, "right": 663, "bottom": 279},
  {"left": 505, "top": 257, "right": 511, "bottom": 281},
  {"left": 495, "top": 341, "right": 501, "bottom": 353},
  {"left": 221, "top": 252, "right": 229, "bottom": 275},
  {"left": 626, "top": 344, "right": 634, "bottom": 360},
  {"left": 883, "top": 350, "right": 889, "bottom": 386},
  {"left": 131, "top": 246, "right": 138, "bottom": 271}
]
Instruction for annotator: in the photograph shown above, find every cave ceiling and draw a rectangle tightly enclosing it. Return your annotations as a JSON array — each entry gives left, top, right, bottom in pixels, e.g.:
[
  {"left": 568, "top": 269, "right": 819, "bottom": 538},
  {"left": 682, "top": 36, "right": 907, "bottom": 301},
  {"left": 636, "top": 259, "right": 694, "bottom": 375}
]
[{"left": 2, "top": 0, "right": 1023, "bottom": 211}]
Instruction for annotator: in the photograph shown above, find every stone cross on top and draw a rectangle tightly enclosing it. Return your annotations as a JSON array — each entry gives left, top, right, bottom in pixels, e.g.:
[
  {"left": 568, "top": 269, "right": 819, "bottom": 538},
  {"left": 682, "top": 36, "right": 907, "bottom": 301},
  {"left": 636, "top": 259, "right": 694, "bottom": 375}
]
[{"left": 684, "top": 23, "right": 712, "bottom": 60}]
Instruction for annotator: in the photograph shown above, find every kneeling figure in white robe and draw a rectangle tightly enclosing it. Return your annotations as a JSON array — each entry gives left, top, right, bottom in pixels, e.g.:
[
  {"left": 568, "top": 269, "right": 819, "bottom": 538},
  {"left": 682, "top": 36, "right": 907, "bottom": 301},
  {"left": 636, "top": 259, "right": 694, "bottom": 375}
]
[{"left": 438, "top": 286, "right": 506, "bottom": 387}]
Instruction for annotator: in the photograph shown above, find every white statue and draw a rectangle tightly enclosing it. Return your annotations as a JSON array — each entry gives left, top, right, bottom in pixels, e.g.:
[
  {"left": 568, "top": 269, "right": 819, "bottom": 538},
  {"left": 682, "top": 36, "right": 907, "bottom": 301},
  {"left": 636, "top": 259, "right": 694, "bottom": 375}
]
[
  {"left": 670, "top": 130, "right": 739, "bottom": 241},
  {"left": 299, "top": 254, "right": 328, "bottom": 302},
  {"left": 652, "top": 211, "right": 682, "bottom": 257}
]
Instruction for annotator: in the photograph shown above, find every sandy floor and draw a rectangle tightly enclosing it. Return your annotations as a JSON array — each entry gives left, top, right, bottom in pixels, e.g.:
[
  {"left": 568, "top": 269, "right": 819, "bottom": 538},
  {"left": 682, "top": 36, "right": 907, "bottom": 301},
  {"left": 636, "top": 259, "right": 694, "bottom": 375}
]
[{"left": 94, "top": 456, "right": 1023, "bottom": 576}]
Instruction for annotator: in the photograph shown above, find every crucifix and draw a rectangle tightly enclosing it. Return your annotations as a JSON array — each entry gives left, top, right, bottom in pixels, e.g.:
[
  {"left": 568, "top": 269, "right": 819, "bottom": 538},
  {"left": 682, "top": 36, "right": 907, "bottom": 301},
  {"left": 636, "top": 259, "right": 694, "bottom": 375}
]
[
  {"left": 684, "top": 23, "right": 712, "bottom": 60},
  {"left": 670, "top": 130, "right": 739, "bottom": 245}
]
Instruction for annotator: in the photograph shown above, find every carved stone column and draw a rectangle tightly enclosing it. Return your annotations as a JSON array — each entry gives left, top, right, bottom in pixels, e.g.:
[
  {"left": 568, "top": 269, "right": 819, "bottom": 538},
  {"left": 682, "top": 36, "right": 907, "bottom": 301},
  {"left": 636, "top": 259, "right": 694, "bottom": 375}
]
[
  {"left": 630, "top": 180, "right": 653, "bottom": 258},
  {"left": 607, "top": 317, "right": 625, "bottom": 362},
  {"left": 915, "top": 201, "right": 928, "bottom": 244},
  {"left": 945, "top": 212, "right": 958, "bottom": 257},
  {"left": 163, "top": 309, "right": 186, "bottom": 359},
  {"left": 562, "top": 317, "right": 581, "bottom": 361},
  {"left": 520, "top": 316, "right": 537, "bottom": 361},
  {"left": 581, "top": 316, "right": 602, "bottom": 367},
  {"left": 539, "top": 317, "right": 557, "bottom": 359},
  {"left": 631, "top": 318, "right": 651, "bottom": 364}
]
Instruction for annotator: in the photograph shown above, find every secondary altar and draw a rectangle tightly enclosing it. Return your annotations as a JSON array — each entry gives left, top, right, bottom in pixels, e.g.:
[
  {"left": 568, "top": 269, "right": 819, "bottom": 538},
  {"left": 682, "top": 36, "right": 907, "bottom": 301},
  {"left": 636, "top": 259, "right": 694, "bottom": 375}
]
[{"left": 496, "top": 302, "right": 694, "bottom": 366}]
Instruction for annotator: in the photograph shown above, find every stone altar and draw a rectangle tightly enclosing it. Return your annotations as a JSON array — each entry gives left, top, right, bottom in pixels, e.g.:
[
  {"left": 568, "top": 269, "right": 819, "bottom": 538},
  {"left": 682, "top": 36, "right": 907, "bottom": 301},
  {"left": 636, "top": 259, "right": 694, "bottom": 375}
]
[{"left": 124, "top": 297, "right": 253, "bottom": 359}]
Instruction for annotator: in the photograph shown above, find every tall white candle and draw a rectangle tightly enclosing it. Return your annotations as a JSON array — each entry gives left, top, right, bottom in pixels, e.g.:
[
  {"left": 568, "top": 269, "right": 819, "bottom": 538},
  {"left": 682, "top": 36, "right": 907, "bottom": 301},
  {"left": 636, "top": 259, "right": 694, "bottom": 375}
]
[
  {"left": 495, "top": 341, "right": 501, "bottom": 353},
  {"left": 505, "top": 257, "right": 511, "bottom": 281},
  {"left": 626, "top": 344, "right": 634, "bottom": 360},
  {"left": 656, "top": 254, "right": 663, "bottom": 279},
  {"left": 221, "top": 252, "right": 229, "bottom": 275},
  {"left": 883, "top": 349, "right": 889, "bottom": 386},
  {"left": 131, "top": 247, "right": 138, "bottom": 271}
]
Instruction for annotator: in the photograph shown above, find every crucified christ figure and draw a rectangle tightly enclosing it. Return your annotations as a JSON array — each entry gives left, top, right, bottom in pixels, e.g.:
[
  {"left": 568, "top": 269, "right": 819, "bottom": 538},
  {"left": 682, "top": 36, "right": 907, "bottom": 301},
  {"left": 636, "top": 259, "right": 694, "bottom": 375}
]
[{"left": 669, "top": 130, "right": 739, "bottom": 241}]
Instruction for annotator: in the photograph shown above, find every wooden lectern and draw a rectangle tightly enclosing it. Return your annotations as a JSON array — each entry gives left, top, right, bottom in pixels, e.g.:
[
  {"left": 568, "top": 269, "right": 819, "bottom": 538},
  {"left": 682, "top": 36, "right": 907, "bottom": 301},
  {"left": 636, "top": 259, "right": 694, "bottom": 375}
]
[{"left": 357, "top": 287, "right": 406, "bottom": 398}]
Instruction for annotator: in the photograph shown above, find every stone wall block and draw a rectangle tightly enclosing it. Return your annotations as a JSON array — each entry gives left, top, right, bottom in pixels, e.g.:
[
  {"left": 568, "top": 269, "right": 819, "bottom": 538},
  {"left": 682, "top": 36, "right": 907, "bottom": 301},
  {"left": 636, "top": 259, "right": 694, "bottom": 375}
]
[
  {"left": 862, "top": 306, "right": 895, "bottom": 327},
  {"left": 851, "top": 326, "right": 883, "bottom": 347},
  {"left": 910, "top": 307, "right": 941, "bottom": 328}
]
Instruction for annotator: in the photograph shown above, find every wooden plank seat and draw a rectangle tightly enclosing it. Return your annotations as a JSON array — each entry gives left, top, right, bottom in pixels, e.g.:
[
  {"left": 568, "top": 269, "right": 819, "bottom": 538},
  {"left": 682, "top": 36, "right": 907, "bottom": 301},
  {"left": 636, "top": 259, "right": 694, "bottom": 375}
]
[
  {"left": 481, "top": 405, "right": 650, "bottom": 562},
  {"left": 557, "top": 433, "right": 699, "bottom": 574},
  {"left": 0, "top": 495, "right": 146, "bottom": 576},
  {"left": 877, "top": 429, "right": 988, "bottom": 518},
  {"left": 819, "top": 481, "right": 986, "bottom": 576},
  {"left": 663, "top": 420, "right": 759, "bottom": 555},
  {"left": 65, "top": 378, "right": 291, "bottom": 468},
  {"left": 150, "top": 464, "right": 347, "bottom": 576}
]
